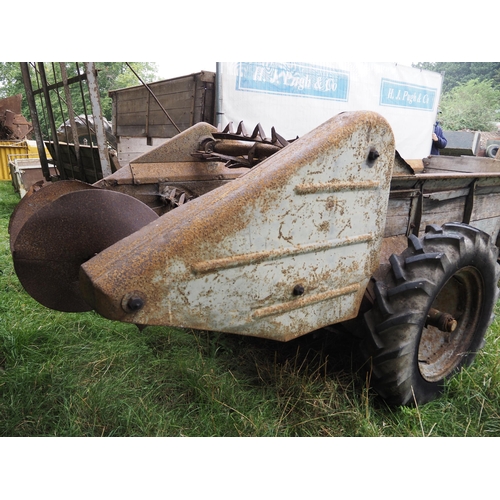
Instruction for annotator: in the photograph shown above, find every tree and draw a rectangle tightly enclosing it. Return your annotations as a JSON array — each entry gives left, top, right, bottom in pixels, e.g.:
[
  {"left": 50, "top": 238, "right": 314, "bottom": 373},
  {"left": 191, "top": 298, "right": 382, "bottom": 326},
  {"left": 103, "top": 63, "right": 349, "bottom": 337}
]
[
  {"left": 92, "top": 62, "right": 159, "bottom": 119},
  {"left": 414, "top": 62, "right": 500, "bottom": 94},
  {"left": 0, "top": 62, "right": 27, "bottom": 99},
  {"left": 439, "top": 79, "right": 500, "bottom": 131},
  {"left": 0, "top": 62, "right": 159, "bottom": 125}
]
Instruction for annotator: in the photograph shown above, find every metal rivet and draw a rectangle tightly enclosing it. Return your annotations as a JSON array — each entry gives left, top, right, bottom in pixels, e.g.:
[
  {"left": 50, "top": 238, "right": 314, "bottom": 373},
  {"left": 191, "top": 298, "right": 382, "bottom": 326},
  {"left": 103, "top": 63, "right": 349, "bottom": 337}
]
[{"left": 293, "top": 284, "right": 305, "bottom": 296}]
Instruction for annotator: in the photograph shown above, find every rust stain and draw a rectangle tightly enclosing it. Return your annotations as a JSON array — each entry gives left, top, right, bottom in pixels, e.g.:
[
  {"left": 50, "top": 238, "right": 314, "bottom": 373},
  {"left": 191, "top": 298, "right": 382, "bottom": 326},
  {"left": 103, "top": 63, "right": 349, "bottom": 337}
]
[
  {"left": 191, "top": 233, "right": 374, "bottom": 274},
  {"left": 318, "top": 221, "right": 330, "bottom": 232},
  {"left": 295, "top": 180, "right": 380, "bottom": 194},
  {"left": 74, "top": 111, "right": 396, "bottom": 340}
]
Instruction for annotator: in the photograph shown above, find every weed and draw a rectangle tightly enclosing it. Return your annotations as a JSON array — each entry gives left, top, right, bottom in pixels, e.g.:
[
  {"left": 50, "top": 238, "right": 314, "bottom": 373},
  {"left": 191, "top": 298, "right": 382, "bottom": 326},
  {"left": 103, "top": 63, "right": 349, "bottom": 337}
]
[{"left": 1, "top": 180, "right": 500, "bottom": 436}]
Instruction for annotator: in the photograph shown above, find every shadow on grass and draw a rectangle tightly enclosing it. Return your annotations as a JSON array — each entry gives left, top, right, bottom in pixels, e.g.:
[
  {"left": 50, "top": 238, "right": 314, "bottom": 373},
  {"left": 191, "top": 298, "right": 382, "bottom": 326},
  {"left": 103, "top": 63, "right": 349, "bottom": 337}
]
[{"left": 144, "top": 322, "right": 372, "bottom": 403}]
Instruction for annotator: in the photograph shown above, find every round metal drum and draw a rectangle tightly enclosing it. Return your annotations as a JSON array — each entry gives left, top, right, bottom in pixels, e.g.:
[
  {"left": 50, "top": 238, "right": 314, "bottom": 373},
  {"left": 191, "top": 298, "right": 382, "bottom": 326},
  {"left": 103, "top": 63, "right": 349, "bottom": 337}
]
[
  {"left": 9, "top": 180, "right": 98, "bottom": 252},
  {"left": 12, "top": 189, "right": 159, "bottom": 312}
]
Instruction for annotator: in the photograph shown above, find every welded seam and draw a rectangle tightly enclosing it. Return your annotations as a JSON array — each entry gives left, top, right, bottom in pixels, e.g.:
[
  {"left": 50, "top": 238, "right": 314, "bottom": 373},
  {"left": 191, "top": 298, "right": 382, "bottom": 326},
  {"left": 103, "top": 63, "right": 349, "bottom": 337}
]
[{"left": 192, "top": 233, "right": 373, "bottom": 274}]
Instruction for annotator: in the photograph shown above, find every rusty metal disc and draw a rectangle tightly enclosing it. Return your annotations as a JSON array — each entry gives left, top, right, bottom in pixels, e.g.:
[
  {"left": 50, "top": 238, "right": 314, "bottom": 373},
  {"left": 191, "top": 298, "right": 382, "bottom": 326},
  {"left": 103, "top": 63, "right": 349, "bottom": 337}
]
[
  {"left": 12, "top": 189, "right": 158, "bottom": 312},
  {"left": 9, "top": 180, "right": 98, "bottom": 252}
]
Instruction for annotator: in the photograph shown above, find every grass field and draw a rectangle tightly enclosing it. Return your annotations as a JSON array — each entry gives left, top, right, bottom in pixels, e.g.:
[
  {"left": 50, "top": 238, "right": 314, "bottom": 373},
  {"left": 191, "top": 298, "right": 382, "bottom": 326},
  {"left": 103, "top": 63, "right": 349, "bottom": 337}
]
[{"left": 2, "top": 179, "right": 500, "bottom": 437}]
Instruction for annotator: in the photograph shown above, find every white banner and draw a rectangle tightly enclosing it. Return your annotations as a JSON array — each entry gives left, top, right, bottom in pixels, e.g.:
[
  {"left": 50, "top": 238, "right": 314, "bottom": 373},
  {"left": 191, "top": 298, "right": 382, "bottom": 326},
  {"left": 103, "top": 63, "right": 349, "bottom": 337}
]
[{"left": 216, "top": 62, "right": 443, "bottom": 159}]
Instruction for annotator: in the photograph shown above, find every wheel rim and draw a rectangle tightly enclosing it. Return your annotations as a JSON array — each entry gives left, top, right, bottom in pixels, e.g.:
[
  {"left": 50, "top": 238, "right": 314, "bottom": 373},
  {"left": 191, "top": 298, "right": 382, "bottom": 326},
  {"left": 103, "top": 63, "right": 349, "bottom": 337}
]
[{"left": 418, "top": 266, "right": 483, "bottom": 382}]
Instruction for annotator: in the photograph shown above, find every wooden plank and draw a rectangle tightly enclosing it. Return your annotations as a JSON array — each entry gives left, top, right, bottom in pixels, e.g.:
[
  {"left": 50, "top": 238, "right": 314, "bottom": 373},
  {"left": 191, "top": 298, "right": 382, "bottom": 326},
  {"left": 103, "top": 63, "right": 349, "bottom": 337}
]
[
  {"left": 112, "top": 79, "right": 200, "bottom": 112},
  {"left": 424, "top": 155, "right": 500, "bottom": 174},
  {"left": 111, "top": 72, "right": 216, "bottom": 140},
  {"left": 421, "top": 196, "right": 466, "bottom": 227},
  {"left": 115, "top": 90, "right": 197, "bottom": 115},
  {"left": 424, "top": 187, "right": 469, "bottom": 201},
  {"left": 116, "top": 136, "right": 170, "bottom": 166},
  {"left": 469, "top": 216, "right": 500, "bottom": 241},
  {"left": 111, "top": 77, "right": 197, "bottom": 102},
  {"left": 383, "top": 197, "right": 411, "bottom": 237},
  {"left": 471, "top": 192, "right": 500, "bottom": 221},
  {"left": 116, "top": 122, "right": 192, "bottom": 138},
  {"left": 117, "top": 111, "right": 191, "bottom": 129},
  {"left": 384, "top": 215, "right": 409, "bottom": 238}
]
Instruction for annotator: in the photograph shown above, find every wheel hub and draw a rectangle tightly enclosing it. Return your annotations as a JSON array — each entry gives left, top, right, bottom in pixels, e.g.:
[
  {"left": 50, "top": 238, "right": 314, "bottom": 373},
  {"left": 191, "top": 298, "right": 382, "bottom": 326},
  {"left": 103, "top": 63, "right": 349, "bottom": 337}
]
[{"left": 418, "top": 266, "right": 483, "bottom": 382}]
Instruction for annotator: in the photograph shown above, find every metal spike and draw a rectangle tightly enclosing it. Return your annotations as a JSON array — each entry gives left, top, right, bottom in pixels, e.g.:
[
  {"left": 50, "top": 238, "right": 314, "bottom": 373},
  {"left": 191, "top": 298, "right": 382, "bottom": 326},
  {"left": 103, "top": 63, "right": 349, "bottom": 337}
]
[
  {"left": 221, "top": 122, "right": 235, "bottom": 134},
  {"left": 251, "top": 123, "right": 267, "bottom": 141},
  {"left": 235, "top": 121, "right": 248, "bottom": 137},
  {"left": 271, "top": 127, "right": 289, "bottom": 147}
]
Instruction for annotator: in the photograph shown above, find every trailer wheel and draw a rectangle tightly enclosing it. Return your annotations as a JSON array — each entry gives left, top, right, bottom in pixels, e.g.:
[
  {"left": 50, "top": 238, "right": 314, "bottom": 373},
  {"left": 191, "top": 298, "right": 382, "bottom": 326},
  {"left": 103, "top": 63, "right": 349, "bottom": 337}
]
[
  {"left": 486, "top": 144, "right": 499, "bottom": 158},
  {"left": 362, "top": 223, "right": 500, "bottom": 406}
]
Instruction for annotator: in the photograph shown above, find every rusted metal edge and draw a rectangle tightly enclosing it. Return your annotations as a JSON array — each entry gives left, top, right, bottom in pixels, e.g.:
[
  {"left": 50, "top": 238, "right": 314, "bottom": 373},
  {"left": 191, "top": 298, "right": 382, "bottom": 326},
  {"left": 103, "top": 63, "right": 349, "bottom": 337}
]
[
  {"left": 252, "top": 283, "right": 360, "bottom": 319},
  {"left": 396, "top": 172, "right": 500, "bottom": 181},
  {"left": 129, "top": 162, "right": 246, "bottom": 184},
  {"left": 192, "top": 233, "right": 374, "bottom": 274},
  {"left": 294, "top": 180, "right": 379, "bottom": 194}
]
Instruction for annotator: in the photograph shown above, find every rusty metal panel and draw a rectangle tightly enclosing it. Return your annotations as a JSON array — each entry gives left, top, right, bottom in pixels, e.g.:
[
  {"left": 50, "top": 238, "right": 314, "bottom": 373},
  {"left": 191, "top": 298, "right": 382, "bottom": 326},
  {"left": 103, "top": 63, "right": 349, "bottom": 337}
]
[
  {"left": 0, "top": 94, "right": 33, "bottom": 141},
  {"left": 80, "top": 111, "right": 395, "bottom": 341}
]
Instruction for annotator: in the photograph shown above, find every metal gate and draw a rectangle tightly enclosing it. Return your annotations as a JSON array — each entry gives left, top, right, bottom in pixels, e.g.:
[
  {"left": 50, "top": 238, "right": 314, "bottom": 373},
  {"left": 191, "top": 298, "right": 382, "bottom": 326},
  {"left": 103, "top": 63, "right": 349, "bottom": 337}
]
[{"left": 20, "top": 62, "right": 113, "bottom": 185}]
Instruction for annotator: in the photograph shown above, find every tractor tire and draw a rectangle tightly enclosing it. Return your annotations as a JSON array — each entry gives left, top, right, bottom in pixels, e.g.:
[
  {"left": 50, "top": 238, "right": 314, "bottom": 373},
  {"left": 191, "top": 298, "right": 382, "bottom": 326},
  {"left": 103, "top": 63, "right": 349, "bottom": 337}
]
[{"left": 362, "top": 222, "right": 500, "bottom": 406}]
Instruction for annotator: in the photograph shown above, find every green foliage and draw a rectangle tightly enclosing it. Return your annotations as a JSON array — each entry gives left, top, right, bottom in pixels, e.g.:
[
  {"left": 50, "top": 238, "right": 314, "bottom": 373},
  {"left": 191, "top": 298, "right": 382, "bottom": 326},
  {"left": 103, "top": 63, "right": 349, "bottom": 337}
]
[
  {"left": 2, "top": 180, "right": 500, "bottom": 436},
  {"left": 0, "top": 62, "right": 159, "bottom": 129},
  {"left": 439, "top": 79, "right": 500, "bottom": 131},
  {"left": 93, "top": 62, "right": 158, "bottom": 120},
  {"left": 414, "top": 62, "right": 500, "bottom": 93},
  {"left": 0, "top": 62, "right": 26, "bottom": 100}
]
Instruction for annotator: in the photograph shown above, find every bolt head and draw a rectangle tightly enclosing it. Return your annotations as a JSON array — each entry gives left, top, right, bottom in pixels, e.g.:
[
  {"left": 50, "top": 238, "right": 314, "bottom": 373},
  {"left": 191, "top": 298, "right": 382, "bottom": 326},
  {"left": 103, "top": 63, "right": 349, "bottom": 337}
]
[
  {"left": 121, "top": 291, "right": 145, "bottom": 313},
  {"left": 367, "top": 149, "right": 380, "bottom": 163}
]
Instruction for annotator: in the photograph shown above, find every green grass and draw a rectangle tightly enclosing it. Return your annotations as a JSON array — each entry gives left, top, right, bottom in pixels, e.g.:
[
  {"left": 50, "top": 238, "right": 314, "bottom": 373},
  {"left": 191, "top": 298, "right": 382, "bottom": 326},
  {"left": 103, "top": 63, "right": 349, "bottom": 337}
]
[{"left": 2, "top": 179, "right": 500, "bottom": 437}]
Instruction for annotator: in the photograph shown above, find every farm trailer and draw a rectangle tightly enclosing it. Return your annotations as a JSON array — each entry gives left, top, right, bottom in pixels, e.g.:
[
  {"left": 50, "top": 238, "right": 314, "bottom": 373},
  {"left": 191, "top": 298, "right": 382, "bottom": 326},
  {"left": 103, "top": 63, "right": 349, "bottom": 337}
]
[{"left": 9, "top": 110, "right": 500, "bottom": 405}]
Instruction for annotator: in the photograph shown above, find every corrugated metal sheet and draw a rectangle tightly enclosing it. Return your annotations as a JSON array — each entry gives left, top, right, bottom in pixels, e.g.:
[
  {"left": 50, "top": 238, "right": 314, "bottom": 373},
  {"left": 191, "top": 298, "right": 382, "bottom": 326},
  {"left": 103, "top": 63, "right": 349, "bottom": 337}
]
[{"left": 0, "top": 141, "right": 39, "bottom": 180}]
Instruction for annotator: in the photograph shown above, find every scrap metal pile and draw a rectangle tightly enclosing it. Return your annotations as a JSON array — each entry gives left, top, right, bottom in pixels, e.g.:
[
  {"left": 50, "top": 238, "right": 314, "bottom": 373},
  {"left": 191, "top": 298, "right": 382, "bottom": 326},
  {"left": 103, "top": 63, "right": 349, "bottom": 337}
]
[{"left": 0, "top": 94, "right": 32, "bottom": 141}]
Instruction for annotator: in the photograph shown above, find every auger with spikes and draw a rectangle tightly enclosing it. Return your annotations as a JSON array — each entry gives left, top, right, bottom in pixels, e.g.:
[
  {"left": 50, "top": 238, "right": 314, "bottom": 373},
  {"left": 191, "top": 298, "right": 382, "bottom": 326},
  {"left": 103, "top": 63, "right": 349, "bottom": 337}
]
[{"left": 194, "top": 121, "right": 296, "bottom": 168}]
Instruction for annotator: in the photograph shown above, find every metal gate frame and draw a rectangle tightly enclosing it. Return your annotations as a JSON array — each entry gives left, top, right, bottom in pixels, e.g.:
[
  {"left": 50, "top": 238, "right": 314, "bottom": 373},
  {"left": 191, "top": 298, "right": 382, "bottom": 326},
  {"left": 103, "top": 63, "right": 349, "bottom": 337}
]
[{"left": 20, "top": 62, "right": 112, "bottom": 184}]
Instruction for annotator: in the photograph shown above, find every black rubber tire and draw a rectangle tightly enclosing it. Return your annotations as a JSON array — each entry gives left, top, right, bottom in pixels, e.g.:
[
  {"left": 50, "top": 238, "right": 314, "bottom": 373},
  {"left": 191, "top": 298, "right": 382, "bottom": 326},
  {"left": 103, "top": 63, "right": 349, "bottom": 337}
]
[
  {"left": 362, "top": 222, "right": 500, "bottom": 406},
  {"left": 486, "top": 144, "right": 499, "bottom": 158}
]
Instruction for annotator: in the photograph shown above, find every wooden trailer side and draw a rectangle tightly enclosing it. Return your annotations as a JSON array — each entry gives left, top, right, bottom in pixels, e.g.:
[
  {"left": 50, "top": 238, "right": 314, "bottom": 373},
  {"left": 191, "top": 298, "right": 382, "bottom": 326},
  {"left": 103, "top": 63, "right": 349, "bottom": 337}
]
[
  {"left": 380, "top": 155, "right": 500, "bottom": 263},
  {"left": 109, "top": 72, "right": 216, "bottom": 166}
]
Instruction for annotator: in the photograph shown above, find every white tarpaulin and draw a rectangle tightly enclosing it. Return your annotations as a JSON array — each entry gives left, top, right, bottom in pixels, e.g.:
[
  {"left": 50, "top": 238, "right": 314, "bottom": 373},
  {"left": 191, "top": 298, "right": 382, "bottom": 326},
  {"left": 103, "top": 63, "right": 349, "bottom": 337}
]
[{"left": 215, "top": 62, "right": 443, "bottom": 159}]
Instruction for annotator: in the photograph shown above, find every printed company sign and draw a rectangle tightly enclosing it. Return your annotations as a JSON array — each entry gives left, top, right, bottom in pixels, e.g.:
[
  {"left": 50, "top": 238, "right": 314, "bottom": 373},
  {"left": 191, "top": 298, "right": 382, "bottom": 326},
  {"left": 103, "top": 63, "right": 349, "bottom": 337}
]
[
  {"left": 380, "top": 79, "right": 437, "bottom": 111},
  {"left": 235, "top": 62, "right": 349, "bottom": 101}
]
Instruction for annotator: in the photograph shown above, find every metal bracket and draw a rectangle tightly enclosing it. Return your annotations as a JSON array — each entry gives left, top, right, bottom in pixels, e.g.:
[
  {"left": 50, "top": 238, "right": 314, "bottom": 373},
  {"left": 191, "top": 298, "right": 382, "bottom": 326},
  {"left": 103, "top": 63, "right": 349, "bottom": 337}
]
[
  {"left": 407, "top": 180, "right": 424, "bottom": 237},
  {"left": 463, "top": 178, "right": 477, "bottom": 225}
]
